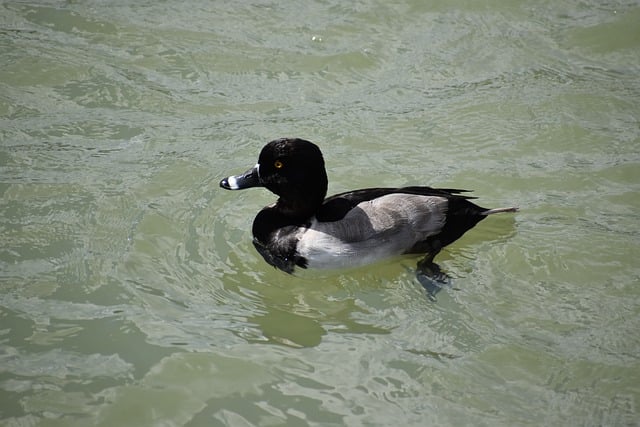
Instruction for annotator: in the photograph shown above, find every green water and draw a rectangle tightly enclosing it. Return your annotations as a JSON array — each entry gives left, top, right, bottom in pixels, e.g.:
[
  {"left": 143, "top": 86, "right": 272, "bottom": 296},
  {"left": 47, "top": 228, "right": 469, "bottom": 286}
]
[{"left": 1, "top": 0, "right": 639, "bottom": 425}]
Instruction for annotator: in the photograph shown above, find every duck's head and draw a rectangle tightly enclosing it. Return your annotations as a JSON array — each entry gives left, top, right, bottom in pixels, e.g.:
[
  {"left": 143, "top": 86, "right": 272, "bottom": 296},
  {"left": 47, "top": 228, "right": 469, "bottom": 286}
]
[{"left": 220, "top": 138, "right": 328, "bottom": 217}]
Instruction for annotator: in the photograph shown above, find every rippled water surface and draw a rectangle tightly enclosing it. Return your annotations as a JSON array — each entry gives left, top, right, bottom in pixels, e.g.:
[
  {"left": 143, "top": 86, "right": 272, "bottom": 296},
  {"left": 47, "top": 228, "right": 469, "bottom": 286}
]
[{"left": 1, "top": 0, "right": 639, "bottom": 425}]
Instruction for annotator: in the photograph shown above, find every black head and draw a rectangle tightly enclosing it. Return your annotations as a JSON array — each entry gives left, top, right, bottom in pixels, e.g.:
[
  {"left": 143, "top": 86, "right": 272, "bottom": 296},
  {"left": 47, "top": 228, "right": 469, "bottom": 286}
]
[
  {"left": 220, "top": 138, "right": 328, "bottom": 217},
  {"left": 257, "top": 138, "right": 327, "bottom": 199}
]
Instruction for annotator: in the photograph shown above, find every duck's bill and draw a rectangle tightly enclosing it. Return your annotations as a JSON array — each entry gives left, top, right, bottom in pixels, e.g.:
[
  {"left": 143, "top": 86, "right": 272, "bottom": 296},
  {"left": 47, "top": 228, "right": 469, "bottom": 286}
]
[{"left": 220, "top": 164, "right": 261, "bottom": 190}]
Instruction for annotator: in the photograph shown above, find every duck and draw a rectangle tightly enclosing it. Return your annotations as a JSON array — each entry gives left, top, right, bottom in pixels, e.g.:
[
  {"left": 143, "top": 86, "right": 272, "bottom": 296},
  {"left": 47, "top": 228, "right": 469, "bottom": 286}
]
[{"left": 220, "top": 138, "right": 517, "bottom": 276}]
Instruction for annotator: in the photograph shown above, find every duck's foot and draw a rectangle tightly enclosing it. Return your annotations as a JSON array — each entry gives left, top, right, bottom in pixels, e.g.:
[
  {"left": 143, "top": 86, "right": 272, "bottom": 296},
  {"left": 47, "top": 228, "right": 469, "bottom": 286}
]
[{"left": 416, "top": 256, "right": 451, "bottom": 301}]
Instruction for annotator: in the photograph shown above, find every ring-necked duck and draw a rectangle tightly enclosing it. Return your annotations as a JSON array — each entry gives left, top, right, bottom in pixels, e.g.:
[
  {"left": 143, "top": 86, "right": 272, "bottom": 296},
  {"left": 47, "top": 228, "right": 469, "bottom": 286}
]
[{"left": 220, "top": 138, "right": 517, "bottom": 275}]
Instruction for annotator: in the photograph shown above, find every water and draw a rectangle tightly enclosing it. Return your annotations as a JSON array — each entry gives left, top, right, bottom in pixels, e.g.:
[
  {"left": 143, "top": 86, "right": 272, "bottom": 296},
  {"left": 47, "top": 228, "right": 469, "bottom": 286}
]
[{"left": 1, "top": 0, "right": 639, "bottom": 425}]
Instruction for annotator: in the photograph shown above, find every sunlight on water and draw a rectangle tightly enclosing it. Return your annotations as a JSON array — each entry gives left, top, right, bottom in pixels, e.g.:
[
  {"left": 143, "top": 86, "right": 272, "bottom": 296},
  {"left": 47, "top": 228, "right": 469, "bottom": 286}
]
[{"left": 1, "top": 0, "right": 639, "bottom": 425}]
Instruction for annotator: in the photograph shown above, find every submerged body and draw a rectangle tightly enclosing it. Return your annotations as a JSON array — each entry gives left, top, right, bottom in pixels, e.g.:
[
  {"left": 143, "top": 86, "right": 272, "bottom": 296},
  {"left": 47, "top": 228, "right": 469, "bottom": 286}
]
[{"left": 220, "top": 138, "right": 517, "bottom": 274}]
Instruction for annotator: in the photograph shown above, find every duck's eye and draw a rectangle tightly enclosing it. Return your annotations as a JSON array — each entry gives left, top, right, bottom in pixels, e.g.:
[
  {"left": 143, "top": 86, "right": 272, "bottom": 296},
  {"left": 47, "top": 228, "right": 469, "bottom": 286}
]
[{"left": 274, "top": 160, "right": 284, "bottom": 169}]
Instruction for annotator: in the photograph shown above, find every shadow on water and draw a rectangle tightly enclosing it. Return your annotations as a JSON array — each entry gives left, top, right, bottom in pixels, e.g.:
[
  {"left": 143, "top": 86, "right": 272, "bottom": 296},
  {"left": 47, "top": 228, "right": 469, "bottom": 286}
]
[{"left": 242, "top": 285, "right": 392, "bottom": 348}]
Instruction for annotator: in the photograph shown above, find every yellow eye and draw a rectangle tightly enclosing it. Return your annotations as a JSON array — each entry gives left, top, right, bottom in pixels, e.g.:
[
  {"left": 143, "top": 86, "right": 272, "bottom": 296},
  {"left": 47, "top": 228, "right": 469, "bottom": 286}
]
[{"left": 274, "top": 160, "right": 283, "bottom": 169}]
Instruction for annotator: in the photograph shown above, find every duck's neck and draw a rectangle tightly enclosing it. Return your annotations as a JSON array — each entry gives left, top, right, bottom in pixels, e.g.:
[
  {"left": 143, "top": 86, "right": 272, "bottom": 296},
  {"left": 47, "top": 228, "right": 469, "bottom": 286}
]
[
  {"left": 276, "top": 193, "right": 325, "bottom": 220},
  {"left": 272, "top": 168, "right": 327, "bottom": 220}
]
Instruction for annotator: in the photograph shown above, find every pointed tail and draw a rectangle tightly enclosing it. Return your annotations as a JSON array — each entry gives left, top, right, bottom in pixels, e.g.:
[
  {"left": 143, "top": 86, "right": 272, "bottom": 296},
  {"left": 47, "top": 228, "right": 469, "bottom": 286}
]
[{"left": 481, "top": 206, "right": 519, "bottom": 216}]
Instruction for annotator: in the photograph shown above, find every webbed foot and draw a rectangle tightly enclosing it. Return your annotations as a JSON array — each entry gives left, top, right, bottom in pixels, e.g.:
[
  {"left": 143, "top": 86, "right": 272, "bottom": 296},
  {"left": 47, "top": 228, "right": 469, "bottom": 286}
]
[{"left": 416, "top": 255, "right": 451, "bottom": 301}]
